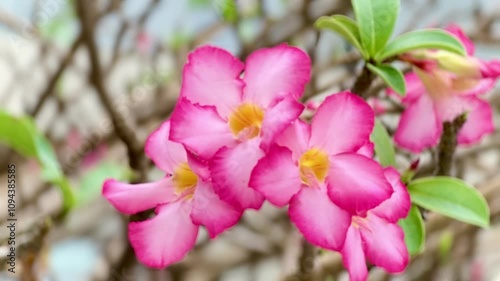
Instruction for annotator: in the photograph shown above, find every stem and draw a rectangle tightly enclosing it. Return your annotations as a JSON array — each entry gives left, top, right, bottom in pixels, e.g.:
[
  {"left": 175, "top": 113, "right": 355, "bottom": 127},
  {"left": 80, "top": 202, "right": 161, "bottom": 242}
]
[
  {"left": 435, "top": 114, "right": 467, "bottom": 176},
  {"left": 284, "top": 239, "right": 316, "bottom": 281},
  {"left": 351, "top": 64, "right": 375, "bottom": 99}
]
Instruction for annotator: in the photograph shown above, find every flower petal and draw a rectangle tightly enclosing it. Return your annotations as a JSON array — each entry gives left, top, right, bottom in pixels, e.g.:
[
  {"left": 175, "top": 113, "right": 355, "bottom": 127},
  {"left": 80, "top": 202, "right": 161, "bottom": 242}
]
[
  {"left": 340, "top": 226, "right": 368, "bottom": 281},
  {"left": 128, "top": 201, "right": 199, "bottom": 268},
  {"left": 260, "top": 96, "right": 304, "bottom": 151},
  {"left": 243, "top": 44, "right": 311, "bottom": 107},
  {"left": 394, "top": 95, "right": 442, "bottom": 153},
  {"left": 356, "top": 141, "right": 375, "bottom": 158},
  {"left": 191, "top": 181, "right": 242, "bottom": 238},
  {"left": 389, "top": 72, "right": 426, "bottom": 104},
  {"left": 170, "top": 98, "right": 235, "bottom": 159},
  {"left": 458, "top": 96, "right": 494, "bottom": 145},
  {"left": 249, "top": 145, "right": 301, "bottom": 207},
  {"left": 209, "top": 139, "right": 265, "bottom": 210},
  {"left": 327, "top": 153, "right": 392, "bottom": 214},
  {"left": 182, "top": 46, "right": 244, "bottom": 118},
  {"left": 289, "top": 187, "right": 351, "bottom": 250},
  {"left": 102, "top": 178, "right": 175, "bottom": 215},
  {"left": 372, "top": 167, "right": 411, "bottom": 223},
  {"left": 145, "top": 121, "right": 187, "bottom": 174},
  {"left": 360, "top": 214, "right": 409, "bottom": 273},
  {"left": 310, "top": 92, "right": 374, "bottom": 155},
  {"left": 445, "top": 24, "right": 474, "bottom": 55},
  {"left": 276, "top": 120, "right": 311, "bottom": 161}
]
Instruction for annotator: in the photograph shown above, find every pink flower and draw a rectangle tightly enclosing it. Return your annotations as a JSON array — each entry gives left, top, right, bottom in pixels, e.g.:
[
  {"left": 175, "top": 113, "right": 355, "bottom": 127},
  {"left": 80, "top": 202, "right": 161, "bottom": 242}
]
[
  {"left": 392, "top": 25, "right": 497, "bottom": 153},
  {"left": 170, "top": 44, "right": 311, "bottom": 210},
  {"left": 340, "top": 167, "right": 411, "bottom": 281},
  {"left": 249, "top": 92, "right": 393, "bottom": 251},
  {"left": 102, "top": 121, "right": 242, "bottom": 268}
]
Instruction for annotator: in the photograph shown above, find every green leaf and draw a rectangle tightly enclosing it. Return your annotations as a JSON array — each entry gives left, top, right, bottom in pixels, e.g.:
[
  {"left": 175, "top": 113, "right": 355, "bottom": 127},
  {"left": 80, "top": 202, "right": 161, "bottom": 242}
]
[
  {"left": 408, "top": 177, "right": 490, "bottom": 227},
  {"left": 399, "top": 205, "right": 425, "bottom": 255},
  {"left": 315, "top": 15, "right": 368, "bottom": 59},
  {"left": 0, "top": 110, "right": 75, "bottom": 211},
  {"left": 375, "top": 29, "right": 466, "bottom": 62},
  {"left": 370, "top": 119, "right": 396, "bottom": 167},
  {"left": 214, "top": 0, "right": 238, "bottom": 23},
  {"left": 366, "top": 63, "right": 406, "bottom": 95},
  {"left": 77, "top": 162, "right": 131, "bottom": 205},
  {"left": 352, "top": 0, "right": 399, "bottom": 57}
]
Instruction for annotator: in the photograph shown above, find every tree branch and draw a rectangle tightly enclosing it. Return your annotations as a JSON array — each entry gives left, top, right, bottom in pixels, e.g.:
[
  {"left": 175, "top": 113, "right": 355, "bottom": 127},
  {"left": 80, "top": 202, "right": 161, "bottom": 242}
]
[{"left": 434, "top": 114, "right": 467, "bottom": 176}]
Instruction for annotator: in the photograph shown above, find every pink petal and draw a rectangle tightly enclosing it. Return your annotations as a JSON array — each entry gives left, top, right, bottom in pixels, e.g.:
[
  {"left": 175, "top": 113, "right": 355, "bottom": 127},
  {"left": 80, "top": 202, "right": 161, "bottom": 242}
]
[
  {"left": 327, "top": 153, "right": 392, "bottom": 214},
  {"left": 445, "top": 24, "right": 475, "bottom": 55},
  {"left": 479, "top": 60, "right": 500, "bottom": 79},
  {"left": 181, "top": 46, "right": 244, "bottom": 118},
  {"left": 360, "top": 214, "right": 409, "bottom": 273},
  {"left": 186, "top": 150, "right": 211, "bottom": 181},
  {"left": 458, "top": 96, "right": 494, "bottom": 145},
  {"left": 191, "top": 181, "right": 242, "bottom": 238},
  {"left": 102, "top": 178, "right": 175, "bottom": 215},
  {"left": 457, "top": 77, "right": 497, "bottom": 96},
  {"left": 388, "top": 72, "right": 426, "bottom": 104},
  {"left": 289, "top": 187, "right": 351, "bottom": 251},
  {"left": 249, "top": 145, "right": 301, "bottom": 207},
  {"left": 372, "top": 167, "right": 411, "bottom": 223},
  {"left": 276, "top": 120, "right": 311, "bottom": 161},
  {"left": 128, "top": 201, "right": 199, "bottom": 268},
  {"left": 340, "top": 226, "right": 368, "bottom": 281},
  {"left": 145, "top": 121, "right": 187, "bottom": 174},
  {"left": 434, "top": 95, "right": 471, "bottom": 122},
  {"left": 260, "top": 96, "right": 304, "bottom": 151},
  {"left": 310, "top": 92, "right": 374, "bottom": 155},
  {"left": 356, "top": 141, "right": 375, "bottom": 158},
  {"left": 209, "top": 139, "right": 265, "bottom": 210},
  {"left": 394, "top": 95, "right": 442, "bottom": 153},
  {"left": 170, "top": 98, "right": 235, "bottom": 159},
  {"left": 243, "top": 44, "right": 311, "bottom": 107}
]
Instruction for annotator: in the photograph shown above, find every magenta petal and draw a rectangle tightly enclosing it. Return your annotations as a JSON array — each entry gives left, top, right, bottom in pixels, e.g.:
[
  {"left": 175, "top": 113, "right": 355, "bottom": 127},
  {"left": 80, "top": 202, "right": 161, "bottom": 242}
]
[
  {"left": 445, "top": 24, "right": 475, "bottom": 55},
  {"left": 191, "top": 181, "right": 242, "bottom": 238},
  {"left": 388, "top": 72, "right": 426, "bottom": 104},
  {"left": 128, "top": 201, "right": 199, "bottom": 268},
  {"left": 209, "top": 139, "right": 265, "bottom": 210},
  {"left": 249, "top": 145, "right": 301, "bottom": 207},
  {"left": 360, "top": 214, "right": 409, "bottom": 273},
  {"left": 145, "top": 121, "right": 187, "bottom": 174},
  {"left": 458, "top": 96, "right": 494, "bottom": 145},
  {"left": 356, "top": 141, "right": 375, "bottom": 158},
  {"left": 260, "top": 96, "right": 304, "bottom": 151},
  {"left": 310, "top": 92, "right": 374, "bottom": 155},
  {"left": 102, "top": 178, "right": 175, "bottom": 215},
  {"left": 394, "top": 95, "right": 442, "bottom": 153},
  {"left": 340, "top": 226, "right": 368, "bottom": 281},
  {"left": 243, "top": 44, "right": 311, "bottom": 107},
  {"left": 372, "top": 167, "right": 411, "bottom": 223},
  {"left": 459, "top": 78, "right": 497, "bottom": 96},
  {"left": 276, "top": 120, "right": 311, "bottom": 161},
  {"left": 170, "top": 98, "right": 235, "bottom": 159},
  {"left": 327, "top": 153, "right": 392, "bottom": 214},
  {"left": 289, "top": 187, "right": 351, "bottom": 251},
  {"left": 182, "top": 46, "right": 244, "bottom": 118}
]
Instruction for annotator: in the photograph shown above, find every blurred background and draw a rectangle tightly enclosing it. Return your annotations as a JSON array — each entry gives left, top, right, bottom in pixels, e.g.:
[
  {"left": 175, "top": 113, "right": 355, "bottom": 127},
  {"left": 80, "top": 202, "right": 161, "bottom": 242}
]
[{"left": 0, "top": 0, "right": 500, "bottom": 280}]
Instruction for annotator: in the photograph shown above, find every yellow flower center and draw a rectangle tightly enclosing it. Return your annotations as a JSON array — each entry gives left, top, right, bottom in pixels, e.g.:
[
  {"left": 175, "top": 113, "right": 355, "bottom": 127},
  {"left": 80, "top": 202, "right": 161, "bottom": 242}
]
[
  {"left": 172, "top": 163, "right": 198, "bottom": 196},
  {"left": 299, "top": 148, "right": 329, "bottom": 186},
  {"left": 228, "top": 103, "right": 264, "bottom": 140}
]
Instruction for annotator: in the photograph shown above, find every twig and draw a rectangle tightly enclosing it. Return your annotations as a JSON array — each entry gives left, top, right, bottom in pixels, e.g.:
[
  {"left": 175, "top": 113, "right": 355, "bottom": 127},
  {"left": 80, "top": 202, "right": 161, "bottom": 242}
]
[
  {"left": 434, "top": 114, "right": 467, "bottom": 176},
  {"left": 351, "top": 64, "right": 375, "bottom": 98}
]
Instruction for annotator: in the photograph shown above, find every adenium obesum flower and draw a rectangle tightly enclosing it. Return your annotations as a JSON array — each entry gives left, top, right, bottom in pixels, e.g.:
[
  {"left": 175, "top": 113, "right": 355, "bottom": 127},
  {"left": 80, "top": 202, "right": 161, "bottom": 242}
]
[
  {"left": 340, "top": 167, "right": 410, "bottom": 281},
  {"left": 102, "top": 121, "right": 242, "bottom": 268},
  {"left": 249, "top": 92, "right": 395, "bottom": 251},
  {"left": 392, "top": 25, "right": 498, "bottom": 152},
  {"left": 170, "top": 44, "right": 311, "bottom": 210}
]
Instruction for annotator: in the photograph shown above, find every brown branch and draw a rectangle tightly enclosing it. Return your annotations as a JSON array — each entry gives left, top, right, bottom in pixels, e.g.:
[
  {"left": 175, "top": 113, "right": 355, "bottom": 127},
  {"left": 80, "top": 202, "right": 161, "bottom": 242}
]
[
  {"left": 434, "top": 114, "right": 467, "bottom": 176},
  {"left": 76, "top": 0, "right": 147, "bottom": 181},
  {"left": 351, "top": 64, "right": 375, "bottom": 98}
]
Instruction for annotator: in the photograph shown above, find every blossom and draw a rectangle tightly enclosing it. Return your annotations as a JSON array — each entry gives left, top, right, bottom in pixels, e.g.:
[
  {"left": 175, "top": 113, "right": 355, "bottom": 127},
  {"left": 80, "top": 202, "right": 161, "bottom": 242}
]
[
  {"left": 170, "top": 44, "right": 311, "bottom": 210},
  {"left": 392, "top": 25, "right": 497, "bottom": 153},
  {"left": 249, "top": 92, "right": 393, "bottom": 250},
  {"left": 102, "top": 121, "right": 242, "bottom": 268},
  {"left": 340, "top": 167, "right": 411, "bottom": 281}
]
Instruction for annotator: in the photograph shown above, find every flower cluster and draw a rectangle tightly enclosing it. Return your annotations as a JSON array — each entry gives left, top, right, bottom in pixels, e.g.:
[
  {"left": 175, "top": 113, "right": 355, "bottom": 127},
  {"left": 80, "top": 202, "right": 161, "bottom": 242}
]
[
  {"left": 392, "top": 25, "right": 499, "bottom": 152},
  {"left": 103, "top": 44, "right": 411, "bottom": 279}
]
